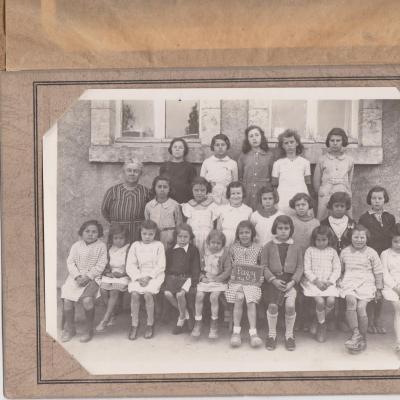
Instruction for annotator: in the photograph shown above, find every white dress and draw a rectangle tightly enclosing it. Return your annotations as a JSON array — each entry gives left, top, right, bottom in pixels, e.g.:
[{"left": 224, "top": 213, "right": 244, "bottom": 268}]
[
  {"left": 339, "top": 246, "right": 383, "bottom": 300},
  {"left": 217, "top": 203, "right": 252, "bottom": 247},
  {"left": 100, "top": 244, "right": 130, "bottom": 291},
  {"left": 250, "top": 209, "right": 283, "bottom": 246},
  {"left": 61, "top": 240, "right": 108, "bottom": 302},
  {"left": 381, "top": 248, "right": 400, "bottom": 302},
  {"left": 272, "top": 156, "right": 311, "bottom": 215},
  {"left": 182, "top": 198, "right": 219, "bottom": 251},
  {"left": 301, "top": 246, "right": 341, "bottom": 297},
  {"left": 125, "top": 241, "right": 166, "bottom": 294},
  {"left": 200, "top": 155, "right": 238, "bottom": 205}
]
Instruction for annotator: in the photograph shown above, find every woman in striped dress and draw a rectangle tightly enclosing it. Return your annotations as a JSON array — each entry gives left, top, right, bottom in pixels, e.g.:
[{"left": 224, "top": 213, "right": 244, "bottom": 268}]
[{"left": 101, "top": 159, "right": 151, "bottom": 244}]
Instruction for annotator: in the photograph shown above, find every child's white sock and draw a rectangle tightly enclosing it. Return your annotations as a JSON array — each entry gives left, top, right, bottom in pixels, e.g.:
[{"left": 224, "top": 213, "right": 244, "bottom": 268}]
[
  {"left": 249, "top": 328, "right": 257, "bottom": 336},
  {"left": 211, "top": 315, "right": 218, "bottom": 320},
  {"left": 177, "top": 318, "right": 185, "bottom": 326},
  {"left": 267, "top": 311, "right": 278, "bottom": 339},
  {"left": 195, "top": 315, "right": 202, "bottom": 321},
  {"left": 316, "top": 309, "right": 326, "bottom": 324},
  {"left": 285, "top": 312, "right": 296, "bottom": 339},
  {"left": 233, "top": 326, "right": 241, "bottom": 334},
  {"left": 185, "top": 309, "right": 190, "bottom": 320}
]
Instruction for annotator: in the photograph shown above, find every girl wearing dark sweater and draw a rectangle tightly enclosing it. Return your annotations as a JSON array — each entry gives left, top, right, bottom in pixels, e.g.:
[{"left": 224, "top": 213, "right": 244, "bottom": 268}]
[{"left": 359, "top": 186, "right": 396, "bottom": 334}]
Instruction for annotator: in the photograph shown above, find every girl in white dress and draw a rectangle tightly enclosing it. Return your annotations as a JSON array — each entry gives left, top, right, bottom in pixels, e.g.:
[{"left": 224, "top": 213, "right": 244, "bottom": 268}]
[
  {"left": 250, "top": 184, "right": 283, "bottom": 246},
  {"left": 271, "top": 129, "right": 312, "bottom": 215},
  {"left": 382, "top": 223, "right": 400, "bottom": 353},
  {"left": 182, "top": 176, "right": 219, "bottom": 251},
  {"left": 339, "top": 224, "right": 384, "bottom": 353},
  {"left": 301, "top": 225, "right": 341, "bottom": 342},
  {"left": 200, "top": 134, "right": 238, "bottom": 205},
  {"left": 217, "top": 181, "right": 252, "bottom": 247},
  {"left": 126, "top": 220, "right": 166, "bottom": 340},
  {"left": 96, "top": 224, "right": 130, "bottom": 332}
]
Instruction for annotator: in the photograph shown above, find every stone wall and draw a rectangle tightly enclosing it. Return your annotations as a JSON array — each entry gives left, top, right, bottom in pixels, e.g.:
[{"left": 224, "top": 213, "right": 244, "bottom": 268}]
[{"left": 57, "top": 100, "right": 400, "bottom": 286}]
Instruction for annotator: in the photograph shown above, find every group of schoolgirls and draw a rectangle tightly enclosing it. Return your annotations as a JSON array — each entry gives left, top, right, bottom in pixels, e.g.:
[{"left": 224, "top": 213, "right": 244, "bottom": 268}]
[{"left": 60, "top": 125, "right": 400, "bottom": 356}]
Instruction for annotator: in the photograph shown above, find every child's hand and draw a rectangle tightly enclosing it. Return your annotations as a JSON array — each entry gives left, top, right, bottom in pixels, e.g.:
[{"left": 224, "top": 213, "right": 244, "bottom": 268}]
[
  {"left": 375, "top": 289, "right": 383, "bottom": 301},
  {"left": 112, "top": 271, "right": 124, "bottom": 278},
  {"left": 325, "top": 281, "right": 333, "bottom": 287},
  {"left": 314, "top": 279, "right": 326, "bottom": 291},
  {"left": 201, "top": 276, "right": 210, "bottom": 283},
  {"left": 139, "top": 276, "right": 151, "bottom": 287},
  {"left": 394, "top": 285, "right": 400, "bottom": 297},
  {"left": 105, "top": 272, "right": 114, "bottom": 278},
  {"left": 77, "top": 275, "right": 90, "bottom": 286},
  {"left": 272, "top": 279, "right": 286, "bottom": 292},
  {"left": 285, "top": 280, "right": 295, "bottom": 292}
]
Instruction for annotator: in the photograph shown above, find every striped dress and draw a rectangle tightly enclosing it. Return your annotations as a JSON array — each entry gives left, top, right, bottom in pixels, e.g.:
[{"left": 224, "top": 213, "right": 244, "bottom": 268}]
[{"left": 101, "top": 183, "right": 150, "bottom": 243}]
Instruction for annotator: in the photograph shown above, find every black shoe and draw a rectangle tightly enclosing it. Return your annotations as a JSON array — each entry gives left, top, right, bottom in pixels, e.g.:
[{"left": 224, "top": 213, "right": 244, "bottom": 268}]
[
  {"left": 128, "top": 326, "right": 138, "bottom": 340},
  {"left": 285, "top": 336, "right": 296, "bottom": 351},
  {"left": 265, "top": 336, "right": 277, "bottom": 351},
  {"left": 144, "top": 325, "right": 154, "bottom": 339}
]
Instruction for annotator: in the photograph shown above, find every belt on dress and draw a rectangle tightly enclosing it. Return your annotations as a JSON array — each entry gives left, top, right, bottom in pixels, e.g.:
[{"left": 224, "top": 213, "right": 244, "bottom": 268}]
[{"left": 167, "top": 273, "right": 189, "bottom": 278}]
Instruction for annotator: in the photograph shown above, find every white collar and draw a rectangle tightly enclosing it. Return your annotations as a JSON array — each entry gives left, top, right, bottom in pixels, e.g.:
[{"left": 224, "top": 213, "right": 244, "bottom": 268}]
[
  {"left": 273, "top": 238, "right": 294, "bottom": 245},
  {"left": 328, "top": 215, "right": 348, "bottom": 225},
  {"left": 211, "top": 155, "right": 230, "bottom": 162},
  {"left": 149, "top": 198, "right": 171, "bottom": 208},
  {"left": 174, "top": 244, "right": 189, "bottom": 252}
]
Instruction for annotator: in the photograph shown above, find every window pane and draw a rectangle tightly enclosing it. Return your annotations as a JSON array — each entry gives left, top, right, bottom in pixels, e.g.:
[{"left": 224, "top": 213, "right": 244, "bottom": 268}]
[
  {"left": 317, "top": 100, "right": 352, "bottom": 140},
  {"left": 166, "top": 100, "right": 199, "bottom": 139},
  {"left": 121, "top": 100, "right": 154, "bottom": 138},
  {"left": 271, "top": 100, "right": 307, "bottom": 138}
]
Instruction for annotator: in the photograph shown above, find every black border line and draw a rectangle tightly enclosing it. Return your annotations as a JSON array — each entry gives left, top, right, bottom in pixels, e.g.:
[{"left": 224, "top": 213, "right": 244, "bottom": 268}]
[{"left": 33, "top": 75, "right": 400, "bottom": 385}]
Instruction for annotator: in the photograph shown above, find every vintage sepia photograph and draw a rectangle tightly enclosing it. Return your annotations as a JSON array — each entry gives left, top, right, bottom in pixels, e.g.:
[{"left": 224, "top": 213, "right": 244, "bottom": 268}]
[{"left": 43, "top": 87, "right": 400, "bottom": 375}]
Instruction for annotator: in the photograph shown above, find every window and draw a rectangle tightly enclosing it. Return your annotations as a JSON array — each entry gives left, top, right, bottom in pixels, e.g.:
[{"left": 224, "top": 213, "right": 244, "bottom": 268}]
[{"left": 165, "top": 100, "right": 199, "bottom": 139}]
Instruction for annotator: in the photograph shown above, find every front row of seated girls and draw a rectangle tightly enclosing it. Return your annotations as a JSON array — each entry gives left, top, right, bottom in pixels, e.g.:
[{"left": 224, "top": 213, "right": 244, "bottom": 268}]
[{"left": 60, "top": 206, "right": 400, "bottom": 355}]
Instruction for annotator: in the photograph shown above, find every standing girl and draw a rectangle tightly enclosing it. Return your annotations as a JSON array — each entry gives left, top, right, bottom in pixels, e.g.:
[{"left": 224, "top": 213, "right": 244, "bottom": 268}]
[
  {"left": 159, "top": 138, "right": 197, "bottom": 204},
  {"left": 60, "top": 220, "right": 108, "bottom": 343},
  {"left": 182, "top": 176, "right": 219, "bottom": 251},
  {"left": 359, "top": 186, "right": 396, "bottom": 334},
  {"left": 145, "top": 175, "right": 183, "bottom": 250},
  {"left": 271, "top": 130, "right": 313, "bottom": 215},
  {"left": 96, "top": 224, "right": 130, "bottom": 332},
  {"left": 192, "top": 230, "right": 232, "bottom": 339},
  {"left": 250, "top": 185, "right": 283, "bottom": 246},
  {"left": 289, "top": 192, "right": 320, "bottom": 332},
  {"left": 382, "top": 224, "right": 400, "bottom": 353},
  {"left": 200, "top": 133, "right": 238, "bottom": 205},
  {"left": 217, "top": 181, "right": 252, "bottom": 248},
  {"left": 126, "top": 220, "right": 166, "bottom": 340},
  {"left": 163, "top": 223, "right": 201, "bottom": 334},
  {"left": 225, "top": 221, "right": 264, "bottom": 348},
  {"left": 320, "top": 191, "right": 355, "bottom": 331},
  {"left": 289, "top": 193, "right": 320, "bottom": 255},
  {"left": 238, "top": 125, "right": 275, "bottom": 210},
  {"left": 301, "top": 225, "right": 341, "bottom": 342},
  {"left": 339, "top": 224, "right": 384, "bottom": 353},
  {"left": 261, "top": 215, "right": 304, "bottom": 351},
  {"left": 320, "top": 192, "right": 355, "bottom": 255},
  {"left": 313, "top": 128, "right": 354, "bottom": 220}
]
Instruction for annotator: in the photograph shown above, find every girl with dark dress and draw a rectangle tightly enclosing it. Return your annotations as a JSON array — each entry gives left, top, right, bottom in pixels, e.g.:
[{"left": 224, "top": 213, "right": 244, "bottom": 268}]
[
  {"left": 359, "top": 186, "right": 396, "bottom": 334},
  {"left": 163, "top": 223, "right": 200, "bottom": 334},
  {"left": 159, "top": 138, "right": 197, "bottom": 204}
]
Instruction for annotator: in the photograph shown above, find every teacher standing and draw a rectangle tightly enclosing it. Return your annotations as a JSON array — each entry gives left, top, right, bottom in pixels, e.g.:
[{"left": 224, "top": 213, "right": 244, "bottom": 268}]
[{"left": 101, "top": 158, "right": 150, "bottom": 243}]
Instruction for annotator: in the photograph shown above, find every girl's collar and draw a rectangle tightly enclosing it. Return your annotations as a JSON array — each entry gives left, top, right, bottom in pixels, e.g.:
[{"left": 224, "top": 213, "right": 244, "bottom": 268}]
[
  {"left": 294, "top": 213, "right": 313, "bottom": 222},
  {"left": 257, "top": 206, "right": 278, "bottom": 218},
  {"left": 188, "top": 197, "right": 214, "bottom": 207},
  {"left": 273, "top": 238, "right": 294, "bottom": 245}
]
